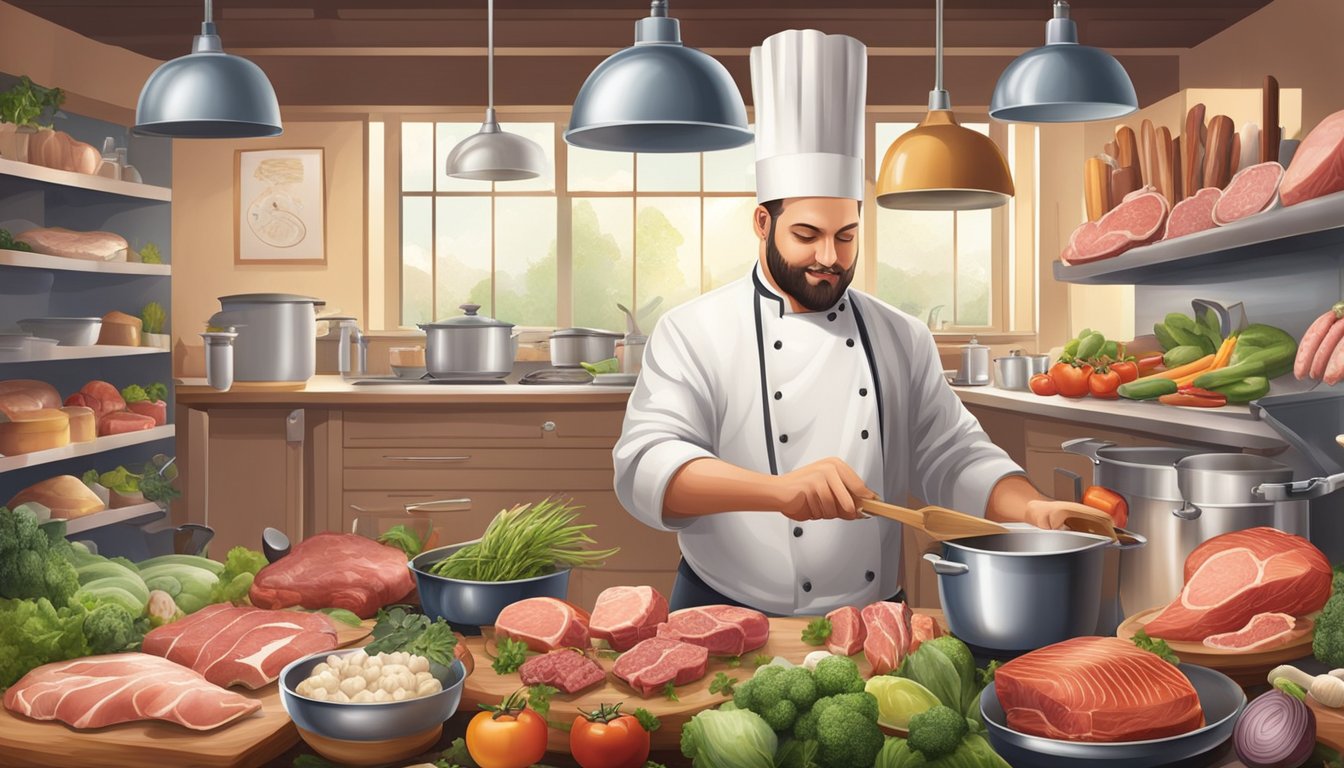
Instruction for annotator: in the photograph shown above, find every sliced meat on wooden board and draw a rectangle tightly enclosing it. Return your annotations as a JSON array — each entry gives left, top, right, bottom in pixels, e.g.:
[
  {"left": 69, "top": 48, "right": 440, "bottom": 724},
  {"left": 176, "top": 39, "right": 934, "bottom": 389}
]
[
  {"left": 1162, "top": 187, "right": 1222, "bottom": 240},
  {"left": 1203, "top": 115, "right": 1236, "bottom": 189},
  {"left": 862, "top": 601, "right": 913, "bottom": 675},
  {"left": 249, "top": 532, "right": 416, "bottom": 619},
  {"left": 1281, "top": 108, "right": 1344, "bottom": 206},
  {"left": 589, "top": 585, "right": 668, "bottom": 652},
  {"left": 520, "top": 649, "right": 606, "bottom": 694},
  {"left": 614, "top": 636, "right": 710, "bottom": 696},
  {"left": 656, "top": 605, "right": 769, "bottom": 656},
  {"left": 1202, "top": 612, "right": 1298, "bottom": 650},
  {"left": 496, "top": 597, "right": 591, "bottom": 653},
  {"left": 825, "top": 606, "right": 865, "bottom": 657},
  {"left": 909, "top": 612, "right": 944, "bottom": 654},
  {"left": 1117, "top": 608, "right": 1313, "bottom": 686},
  {"left": 1212, "top": 161, "right": 1284, "bottom": 225},
  {"left": 1183, "top": 103, "right": 1206, "bottom": 194}
]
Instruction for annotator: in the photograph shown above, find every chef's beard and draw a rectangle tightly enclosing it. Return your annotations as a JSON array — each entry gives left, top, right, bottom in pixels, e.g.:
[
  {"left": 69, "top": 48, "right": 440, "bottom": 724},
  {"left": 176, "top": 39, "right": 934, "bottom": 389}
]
[{"left": 765, "top": 219, "right": 856, "bottom": 312}]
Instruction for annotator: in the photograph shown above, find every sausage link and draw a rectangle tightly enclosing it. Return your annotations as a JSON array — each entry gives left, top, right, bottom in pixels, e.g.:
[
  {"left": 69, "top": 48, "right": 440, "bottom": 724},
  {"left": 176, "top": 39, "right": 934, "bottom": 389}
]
[{"left": 1297, "top": 310, "right": 1340, "bottom": 379}]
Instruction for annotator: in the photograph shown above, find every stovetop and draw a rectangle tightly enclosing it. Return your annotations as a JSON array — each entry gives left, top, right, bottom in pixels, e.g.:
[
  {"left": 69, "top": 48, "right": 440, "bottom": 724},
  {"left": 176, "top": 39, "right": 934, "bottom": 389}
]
[{"left": 350, "top": 376, "right": 506, "bottom": 386}]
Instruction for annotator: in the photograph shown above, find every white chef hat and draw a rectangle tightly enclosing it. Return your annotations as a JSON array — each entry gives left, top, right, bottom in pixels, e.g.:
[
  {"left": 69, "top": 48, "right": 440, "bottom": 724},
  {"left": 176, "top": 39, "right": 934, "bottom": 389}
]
[{"left": 750, "top": 29, "right": 867, "bottom": 203}]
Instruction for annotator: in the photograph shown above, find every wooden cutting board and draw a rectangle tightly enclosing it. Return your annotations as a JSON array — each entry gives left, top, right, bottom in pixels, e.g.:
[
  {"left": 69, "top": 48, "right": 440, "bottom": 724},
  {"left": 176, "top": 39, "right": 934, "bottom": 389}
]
[
  {"left": 0, "top": 619, "right": 373, "bottom": 768},
  {"left": 460, "top": 612, "right": 946, "bottom": 753},
  {"left": 1116, "top": 608, "right": 1314, "bottom": 686},
  {"left": 1309, "top": 697, "right": 1344, "bottom": 753}
]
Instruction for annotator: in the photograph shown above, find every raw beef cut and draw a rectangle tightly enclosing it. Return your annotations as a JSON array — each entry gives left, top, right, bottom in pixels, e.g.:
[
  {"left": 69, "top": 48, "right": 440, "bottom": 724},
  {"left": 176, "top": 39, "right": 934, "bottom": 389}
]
[
  {"left": 128, "top": 399, "right": 168, "bottom": 426},
  {"left": 1062, "top": 191, "right": 1169, "bottom": 264},
  {"left": 14, "top": 227, "right": 129, "bottom": 262},
  {"left": 249, "top": 532, "right": 416, "bottom": 619},
  {"left": 1144, "top": 527, "right": 1331, "bottom": 642},
  {"left": 861, "top": 601, "right": 913, "bottom": 675},
  {"left": 655, "top": 605, "right": 769, "bottom": 656},
  {"left": 66, "top": 380, "right": 125, "bottom": 419},
  {"left": 3, "top": 653, "right": 261, "bottom": 731},
  {"left": 519, "top": 649, "right": 606, "bottom": 694},
  {"left": 612, "top": 637, "right": 709, "bottom": 696},
  {"left": 1202, "top": 612, "right": 1297, "bottom": 650},
  {"left": 1213, "top": 162, "right": 1284, "bottom": 224},
  {"left": 909, "top": 613, "right": 944, "bottom": 654},
  {"left": 98, "top": 410, "right": 156, "bottom": 436},
  {"left": 825, "top": 606, "right": 865, "bottom": 657},
  {"left": 1162, "top": 187, "right": 1222, "bottom": 240},
  {"left": 1282, "top": 109, "right": 1344, "bottom": 206},
  {"left": 141, "top": 604, "right": 339, "bottom": 689},
  {"left": 589, "top": 585, "right": 668, "bottom": 652},
  {"left": 494, "top": 597, "right": 591, "bottom": 653},
  {"left": 996, "top": 636, "right": 1203, "bottom": 742}
]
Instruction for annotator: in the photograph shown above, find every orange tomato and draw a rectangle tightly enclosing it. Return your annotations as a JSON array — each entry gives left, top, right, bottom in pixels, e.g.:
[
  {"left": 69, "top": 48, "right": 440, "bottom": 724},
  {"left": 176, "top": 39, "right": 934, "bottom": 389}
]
[
  {"left": 1088, "top": 368, "right": 1122, "bottom": 399},
  {"left": 1111, "top": 360, "right": 1139, "bottom": 383},
  {"left": 1050, "top": 362, "right": 1093, "bottom": 398},
  {"left": 1082, "top": 485, "right": 1129, "bottom": 528},
  {"left": 1028, "top": 373, "right": 1057, "bottom": 396},
  {"left": 466, "top": 692, "right": 548, "bottom": 768},
  {"left": 570, "top": 704, "right": 651, "bottom": 768}
]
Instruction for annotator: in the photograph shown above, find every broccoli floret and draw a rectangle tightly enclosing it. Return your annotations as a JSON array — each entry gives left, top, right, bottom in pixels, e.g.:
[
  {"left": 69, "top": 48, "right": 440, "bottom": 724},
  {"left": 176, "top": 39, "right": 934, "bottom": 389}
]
[
  {"left": 816, "top": 703, "right": 883, "bottom": 768},
  {"left": 813, "top": 655, "right": 864, "bottom": 697},
  {"left": 734, "top": 676, "right": 759, "bottom": 711},
  {"left": 1316, "top": 592, "right": 1344, "bottom": 667},
  {"left": 907, "top": 705, "right": 968, "bottom": 760},
  {"left": 754, "top": 664, "right": 785, "bottom": 682},
  {"left": 761, "top": 698, "right": 799, "bottom": 731},
  {"left": 43, "top": 554, "right": 80, "bottom": 608},
  {"left": 779, "top": 667, "right": 818, "bottom": 709},
  {"left": 84, "top": 602, "right": 138, "bottom": 655},
  {"left": 793, "top": 708, "right": 820, "bottom": 742},
  {"left": 823, "top": 691, "right": 879, "bottom": 722},
  {"left": 0, "top": 506, "right": 79, "bottom": 606},
  {"left": 741, "top": 665, "right": 817, "bottom": 732}
]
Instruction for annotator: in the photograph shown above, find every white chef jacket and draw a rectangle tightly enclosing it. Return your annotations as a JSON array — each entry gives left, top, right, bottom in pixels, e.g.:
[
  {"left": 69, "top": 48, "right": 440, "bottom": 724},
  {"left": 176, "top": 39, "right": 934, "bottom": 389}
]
[{"left": 613, "top": 264, "right": 1024, "bottom": 616}]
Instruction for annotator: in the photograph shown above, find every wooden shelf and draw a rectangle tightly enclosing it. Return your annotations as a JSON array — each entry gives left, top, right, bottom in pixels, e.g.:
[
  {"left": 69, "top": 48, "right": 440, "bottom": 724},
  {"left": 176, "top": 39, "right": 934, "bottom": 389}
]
[
  {"left": 0, "top": 249, "right": 170, "bottom": 275},
  {"left": 0, "top": 424, "right": 175, "bottom": 474},
  {"left": 0, "top": 156, "right": 171, "bottom": 202},
  {"left": 63, "top": 501, "right": 165, "bottom": 536},
  {"left": 1053, "top": 191, "right": 1344, "bottom": 285}
]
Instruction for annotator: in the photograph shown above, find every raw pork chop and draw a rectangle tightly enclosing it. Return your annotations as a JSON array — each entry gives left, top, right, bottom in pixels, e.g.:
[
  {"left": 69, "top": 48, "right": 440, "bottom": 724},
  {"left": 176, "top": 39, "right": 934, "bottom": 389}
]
[
  {"left": 1213, "top": 162, "right": 1284, "bottom": 224},
  {"left": 494, "top": 597, "right": 591, "bottom": 653},
  {"left": 519, "top": 649, "right": 606, "bottom": 694},
  {"left": 589, "top": 586, "right": 669, "bottom": 652},
  {"left": 1282, "top": 109, "right": 1344, "bottom": 206},
  {"left": 1202, "top": 612, "right": 1298, "bottom": 650},
  {"left": 612, "top": 637, "right": 709, "bottom": 696},
  {"left": 825, "top": 606, "right": 865, "bottom": 656},
  {"left": 1063, "top": 191, "right": 1169, "bottom": 264},
  {"left": 4, "top": 653, "right": 261, "bottom": 731},
  {"left": 249, "top": 532, "right": 416, "bottom": 619},
  {"left": 909, "top": 613, "right": 944, "bottom": 654},
  {"left": 861, "top": 601, "right": 913, "bottom": 675},
  {"left": 1162, "top": 187, "right": 1221, "bottom": 239},
  {"left": 655, "top": 605, "right": 769, "bottom": 656},
  {"left": 141, "top": 604, "right": 339, "bottom": 689},
  {"left": 996, "top": 636, "right": 1203, "bottom": 742},
  {"left": 1144, "top": 527, "right": 1331, "bottom": 641}
]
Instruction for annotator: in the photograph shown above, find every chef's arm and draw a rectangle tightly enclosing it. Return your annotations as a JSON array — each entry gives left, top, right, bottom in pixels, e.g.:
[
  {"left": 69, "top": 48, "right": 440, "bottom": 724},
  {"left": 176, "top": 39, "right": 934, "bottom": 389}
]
[
  {"left": 987, "top": 473, "right": 1085, "bottom": 530},
  {"left": 664, "top": 455, "right": 875, "bottom": 522}
]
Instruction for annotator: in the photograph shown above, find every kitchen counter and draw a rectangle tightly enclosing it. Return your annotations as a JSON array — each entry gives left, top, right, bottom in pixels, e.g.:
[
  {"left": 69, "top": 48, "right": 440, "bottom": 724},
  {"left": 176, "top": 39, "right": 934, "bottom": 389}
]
[{"left": 174, "top": 375, "right": 633, "bottom": 407}]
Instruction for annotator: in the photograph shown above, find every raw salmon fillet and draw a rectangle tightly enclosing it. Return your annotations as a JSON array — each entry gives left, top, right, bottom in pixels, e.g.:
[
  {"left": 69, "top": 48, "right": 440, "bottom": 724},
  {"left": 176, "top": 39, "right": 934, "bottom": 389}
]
[{"left": 995, "top": 636, "right": 1203, "bottom": 742}]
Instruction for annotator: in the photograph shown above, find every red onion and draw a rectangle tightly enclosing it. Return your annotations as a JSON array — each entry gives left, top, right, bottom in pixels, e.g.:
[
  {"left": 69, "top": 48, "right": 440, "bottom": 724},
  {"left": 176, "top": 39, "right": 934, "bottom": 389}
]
[{"left": 1234, "top": 690, "right": 1316, "bottom": 768}]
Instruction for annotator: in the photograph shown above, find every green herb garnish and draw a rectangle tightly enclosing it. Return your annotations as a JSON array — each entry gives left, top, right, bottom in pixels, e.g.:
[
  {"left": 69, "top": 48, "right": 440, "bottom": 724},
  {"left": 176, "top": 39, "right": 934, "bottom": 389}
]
[
  {"left": 801, "top": 617, "right": 832, "bottom": 646},
  {"left": 752, "top": 653, "right": 772, "bottom": 667},
  {"left": 492, "top": 637, "right": 530, "bottom": 675},
  {"left": 365, "top": 605, "right": 459, "bottom": 669},
  {"left": 1132, "top": 629, "right": 1180, "bottom": 665},
  {"left": 634, "top": 707, "right": 660, "bottom": 732},
  {"left": 709, "top": 672, "right": 738, "bottom": 697},
  {"left": 663, "top": 681, "right": 679, "bottom": 701},
  {"left": 527, "top": 683, "right": 559, "bottom": 717}
]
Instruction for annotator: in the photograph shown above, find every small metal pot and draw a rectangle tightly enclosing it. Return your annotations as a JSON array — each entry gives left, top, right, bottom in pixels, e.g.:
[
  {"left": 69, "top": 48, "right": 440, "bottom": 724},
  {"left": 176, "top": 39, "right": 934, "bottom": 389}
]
[
  {"left": 993, "top": 349, "right": 1034, "bottom": 390},
  {"left": 418, "top": 304, "right": 517, "bottom": 379},
  {"left": 1027, "top": 353, "right": 1051, "bottom": 375},
  {"left": 210, "top": 293, "right": 322, "bottom": 383},
  {"left": 550, "top": 327, "right": 622, "bottom": 368},
  {"left": 409, "top": 541, "right": 570, "bottom": 626},
  {"left": 924, "top": 525, "right": 1145, "bottom": 652}
]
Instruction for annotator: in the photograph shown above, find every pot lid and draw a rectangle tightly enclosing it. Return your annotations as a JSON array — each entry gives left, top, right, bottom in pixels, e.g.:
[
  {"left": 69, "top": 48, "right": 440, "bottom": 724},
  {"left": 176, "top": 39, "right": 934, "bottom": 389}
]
[
  {"left": 551, "top": 327, "right": 623, "bottom": 339},
  {"left": 962, "top": 335, "right": 987, "bottom": 349},
  {"left": 219, "top": 293, "right": 322, "bottom": 304},
  {"left": 421, "top": 303, "right": 515, "bottom": 329}
]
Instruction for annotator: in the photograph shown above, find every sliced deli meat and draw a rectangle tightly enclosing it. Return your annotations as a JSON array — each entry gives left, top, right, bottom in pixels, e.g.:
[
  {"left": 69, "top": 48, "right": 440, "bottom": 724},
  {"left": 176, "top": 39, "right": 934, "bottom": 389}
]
[
  {"left": 0, "top": 379, "right": 61, "bottom": 417},
  {"left": 861, "top": 601, "right": 913, "bottom": 675},
  {"left": 825, "top": 606, "right": 865, "bottom": 657},
  {"left": 996, "top": 636, "right": 1203, "bottom": 742},
  {"left": 494, "top": 597, "right": 591, "bottom": 653},
  {"left": 3, "top": 653, "right": 261, "bottom": 731},
  {"left": 612, "top": 637, "right": 709, "bottom": 696},
  {"left": 1144, "top": 527, "right": 1331, "bottom": 641},
  {"left": 99, "top": 410, "right": 156, "bottom": 437},
  {"left": 249, "top": 532, "right": 416, "bottom": 619},
  {"left": 1212, "top": 162, "right": 1284, "bottom": 225},
  {"left": 128, "top": 399, "right": 169, "bottom": 426},
  {"left": 1202, "top": 612, "right": 1298, "bottom": 650},
  {"left": 909, "top": 612, "right": 945, "bottom": 654},
  {"left": 1162, "top": 187, "right": 1222, "bottom": 240},
  {"left": 655, "top": 605, "right": 769, "bottom": 656},
  {"left": 1281, "top": 109, "right": 1344, "bottom": 206},
  {"left": 13, "top": 227, "right": 130, "bottom": 262},
  {"left": 518, "top": 649, "right": 606, "bottom": 694},
  {"left": 1062, "top": 190, "right": 1170, "bottom": 265},
  {"left": 589, "top": 585, "right": 669, "bottom": 652},
  {"left": 141, "top": 604, "right": 339, "bottom": 689}
]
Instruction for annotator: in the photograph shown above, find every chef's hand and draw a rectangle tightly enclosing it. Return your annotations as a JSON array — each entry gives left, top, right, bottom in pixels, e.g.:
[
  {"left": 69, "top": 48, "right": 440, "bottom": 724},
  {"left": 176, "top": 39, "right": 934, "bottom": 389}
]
[
  {"left": 1021, "top": 499, "right": 1084, "bottom": 530},
  {"left": 775, "top": 457, "right": 877, "bottom": 522}
]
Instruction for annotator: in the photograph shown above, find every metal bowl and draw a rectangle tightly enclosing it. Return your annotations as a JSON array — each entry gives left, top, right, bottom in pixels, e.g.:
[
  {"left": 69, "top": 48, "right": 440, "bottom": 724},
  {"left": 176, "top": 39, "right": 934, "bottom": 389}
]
[
  {"left": 409, "top": 542, "right": 570, "bottom": 627},
  {"left": 280, "top": 648, "right": 467, "bottom": 742},
  {"left": 980, "top": 663, "right": 1245, "bottom": 768}
]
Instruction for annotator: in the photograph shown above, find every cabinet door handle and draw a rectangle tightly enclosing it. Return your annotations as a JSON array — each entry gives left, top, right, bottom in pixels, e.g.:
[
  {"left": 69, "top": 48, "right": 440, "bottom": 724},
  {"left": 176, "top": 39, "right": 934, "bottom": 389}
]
[
  {"left": 350, "top": 498, "right": 472, "bottom": 514},
  {"left": 542, "top": 421, "right": 556, "bottom": 432},
  {"left": 381, "top": 455, "right": 471, "bottom": 462}
]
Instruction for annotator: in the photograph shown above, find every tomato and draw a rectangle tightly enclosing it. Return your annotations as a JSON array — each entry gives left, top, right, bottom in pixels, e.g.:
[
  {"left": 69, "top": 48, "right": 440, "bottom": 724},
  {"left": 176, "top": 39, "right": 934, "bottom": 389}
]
[
  {"left": 1050, "top": 362, "right": 1093, "bottom": 398},
  {"left": 571, "top": 704, "right": 652, "bottom": 768},
  {"left": 1082, "top": 485, "right": 1129, "bottom": 528},
  {"left": 466, "top": 691, "right": 549, "bottom": 768},
  {"left": 1088, "top": 368, "right": 1122, "bottom": 399},
  {"left": 1028, "top": 373, "right": 1057, "bottom": 396},
  {"left": 1111, "top": 360, "right": 1139, "bottom": 383}
]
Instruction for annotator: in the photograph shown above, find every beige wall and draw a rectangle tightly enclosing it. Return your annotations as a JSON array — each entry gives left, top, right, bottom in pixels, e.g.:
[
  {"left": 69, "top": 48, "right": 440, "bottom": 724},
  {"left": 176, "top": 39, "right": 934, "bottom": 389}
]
[{"left": 171, "top": 121, "right": 367, "bottom": 376}]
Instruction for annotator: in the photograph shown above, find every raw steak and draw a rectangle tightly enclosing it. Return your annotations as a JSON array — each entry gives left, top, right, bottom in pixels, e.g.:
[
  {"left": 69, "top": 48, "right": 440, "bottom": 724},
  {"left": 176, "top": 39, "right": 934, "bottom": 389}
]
[
  {"left": 996, "top": 636, "right": 1203, "bottom": 742},
  {"left": 1162, "top": 187, "right": 1222, "bottom": 240},
  {"left": 14, "top": 227, "right": 129, "bottom": 262},
  {"left": 1213, "top": 162, "right": 1284, "bottom": 224},
  {"left": 518, "top": 649, "right": 606, "bottom": 694},
  {"left": 98, "top": 410, "right": 156, "bottom": 436},
  {"left": 1144, "top": 527, "right": 1331, "bottom": 641},
  {"left": 1063, "top": 191, "right": 1169, "bottom": 264},
  {"left": 1282, "top": 109, "right": 1344, "bottom": 206},
  {"left": 3, "top": 653, "right": 261, "bottom": 731},
  {"left": 249, "top": 532, "right": 416, "bottom": 619},
  {"left": 128, "top": 399, "right": 168, "bottom": 426},
  {"left": 655, "top": 605, "right": 769, "bottom": 656},
  {"left": 141, "top": 604, "right": 339, "bottom": 689},
  {"left": 589, "top": 585, "right": 669, "bottom": 652},
  {"left": 495, "top": 597, "right": 591, "bottom": 653},
  {"left": 909, "top": 612, "right": 944, "bottom": 654},
  {"left": 612, "top": 637, "right": 709, "bottom": 696},
  {"left": 67, "top": 380, "right": 125, "bottom": 419},
  {"left": 825, "top": 606, "right": 865, "bottom": 657},
  {"left": 861, "top": 601, "right": 913, "bottom": 675},
  {"left": 1202, "top": 612, "right": 1297, "bottom": 650}
]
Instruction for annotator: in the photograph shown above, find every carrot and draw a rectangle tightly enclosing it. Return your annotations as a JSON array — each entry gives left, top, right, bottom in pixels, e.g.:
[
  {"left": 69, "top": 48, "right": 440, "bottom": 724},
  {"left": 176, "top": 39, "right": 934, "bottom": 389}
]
[
  {"left": 1136, "top": 354, "right": 1215, "bottom": 382},
  {"left": 1174, "top": 368, "right": 1211, "bottom": 387},
  {"left": 1209, "top": 335, "right": 1238, "bottom": 370}
]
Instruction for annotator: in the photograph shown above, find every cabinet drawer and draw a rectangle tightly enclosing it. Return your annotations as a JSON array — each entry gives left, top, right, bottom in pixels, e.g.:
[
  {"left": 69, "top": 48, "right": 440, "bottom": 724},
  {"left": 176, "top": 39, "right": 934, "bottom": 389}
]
[
  {"left": 344, "top": 447, "right": 615, "bottom": 471},
  {"left": 342, "top": 467, "right": 615, "bottom": 492},
  {"left": 343, "top": 407, "right": 625, "bottom": 447}
]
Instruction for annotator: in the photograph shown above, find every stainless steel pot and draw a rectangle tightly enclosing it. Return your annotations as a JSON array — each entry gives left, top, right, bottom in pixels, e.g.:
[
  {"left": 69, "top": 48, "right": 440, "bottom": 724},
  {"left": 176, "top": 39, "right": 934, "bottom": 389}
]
[
  {"left": 993, "top": 349, "right": 1033, "bottom": 390},
  {"left": 550, "top": 327, "right": 622, "bottom": 368},
  {"left": 209, "top": 293, "right": 322, "bottom": 383},
  {"left": 417, "top": 304, "right": 517, "bottom": 379},
  {"left": 923, "top": 525, "right": 1145, "bottom": 652},
  {"left": 1027, "top": 353, "right": 1051, "bottom": 376}
]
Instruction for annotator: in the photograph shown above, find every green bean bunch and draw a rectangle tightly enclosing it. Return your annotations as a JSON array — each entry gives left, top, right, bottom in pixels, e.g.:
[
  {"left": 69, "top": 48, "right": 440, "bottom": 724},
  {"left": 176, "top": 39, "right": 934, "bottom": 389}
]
[{"left": 428, "top": 497, "right": 619, "bottom": 582}]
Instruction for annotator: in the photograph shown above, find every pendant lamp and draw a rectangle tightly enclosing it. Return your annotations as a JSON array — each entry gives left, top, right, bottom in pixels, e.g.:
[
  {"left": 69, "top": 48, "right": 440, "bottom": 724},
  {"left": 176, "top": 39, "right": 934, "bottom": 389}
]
[
  {"left": 989, "top": 0, "right": 1138, "bottom": 123},
  {"left": 446, "top": 0, "right": 546, "bottom": 181},
  {"left": 565, "top": 0, "right": 752, "bottom": 153},
  {"left": 875, "top": 0, "right": 1014, "bottom": 211},
  {"left": 134, "top": 0, "right": 282, "bottom": 138}
]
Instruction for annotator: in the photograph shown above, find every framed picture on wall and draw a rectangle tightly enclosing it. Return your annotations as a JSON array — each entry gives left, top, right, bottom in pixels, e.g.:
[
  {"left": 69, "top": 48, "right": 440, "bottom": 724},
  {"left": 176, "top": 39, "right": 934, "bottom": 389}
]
[{"left": 235, "top": 148, "right": 326, "bottom": 264}]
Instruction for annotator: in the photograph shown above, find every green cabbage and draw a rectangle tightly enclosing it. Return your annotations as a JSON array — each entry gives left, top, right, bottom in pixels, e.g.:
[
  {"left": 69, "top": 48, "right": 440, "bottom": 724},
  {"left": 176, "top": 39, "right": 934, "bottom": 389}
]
[
  {"left": 894, "top": 636, "right": 979, "bottom": 719},
  {"left": 680, "top": 706, "right": 778, "bottom": 768}
]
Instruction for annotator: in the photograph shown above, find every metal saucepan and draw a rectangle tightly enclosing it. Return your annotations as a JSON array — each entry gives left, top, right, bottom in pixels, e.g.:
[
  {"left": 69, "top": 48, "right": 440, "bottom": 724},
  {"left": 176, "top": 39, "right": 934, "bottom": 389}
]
[
  {"left": 923, "top": 524, "right": 1145, "bottom": 653},
  {"left": 993, "top": 349, "right": 1034, "bottom": 390},
  {"left": 210, "top": 293, "right": 323, "bottom": 383},
  {"left": 418, "top": 304, "right": 517, "bottom": 379},
  {"left": 550, "top": 327, "right": 622, "bottom": 368}
]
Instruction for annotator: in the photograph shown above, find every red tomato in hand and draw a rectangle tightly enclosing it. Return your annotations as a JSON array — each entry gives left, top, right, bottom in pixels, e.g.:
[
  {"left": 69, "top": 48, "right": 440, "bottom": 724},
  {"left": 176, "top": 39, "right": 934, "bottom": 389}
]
[
  {"left": 1082, "top": 485, "right": 1129, "bottom": 528},
  {"left": 571, "top": 705, "right": 652, "bottom": 768},
  {"left": 1050, "top": 362, "right": 1093, "bottom": 398},
  {"left": 467, "top": 696, "right": 548, "bottom": 768},
  {"left": 1028, "top": 373, "right": 1057, "bottom": 396},
  {"left": 1088, "top": 368, "right": 1122, "bottom": 399},
  {"left": 1111, "top": 360, "right": 1139, "bottom": 383}
]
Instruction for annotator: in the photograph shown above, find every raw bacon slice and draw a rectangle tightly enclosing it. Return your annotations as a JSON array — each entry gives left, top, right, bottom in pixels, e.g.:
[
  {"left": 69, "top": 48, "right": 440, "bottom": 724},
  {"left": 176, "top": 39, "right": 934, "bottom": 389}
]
[
  {"left": 1281, "top": 109, "right": 1344, "bottom": 206},
  {"left": 861, "top": 601, "right": 912, "bottom": 675},
  {"left": 494, "top": 597, "right": 591, "bottom": 653},
  {"left": 612, "top": 637, "right": 709, "bottom": 696},
  {"left": 1213, "top": 162, "right": 1284, "bottom": 225},
  {"left": 825, "top": 606, "right": 865, "bottom": 657},
  {"left": 655, "top": 605, "right": 769, "bottom": 656},
  {"left": 589, "top": 586, "right": 668, "bottom": 652},
  {"left": 1162, "top": 187, "right": 1222, "bottom": 239},
  {"left": 1202, "top": 612, "right": 1298, "bottom": 650}
]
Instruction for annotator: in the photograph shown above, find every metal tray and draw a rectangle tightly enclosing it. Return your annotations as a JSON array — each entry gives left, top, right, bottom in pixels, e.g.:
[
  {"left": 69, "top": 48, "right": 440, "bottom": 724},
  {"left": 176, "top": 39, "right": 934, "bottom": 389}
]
[{"left": 1252, "top": 389, "right": 1344, "bottom": 476}]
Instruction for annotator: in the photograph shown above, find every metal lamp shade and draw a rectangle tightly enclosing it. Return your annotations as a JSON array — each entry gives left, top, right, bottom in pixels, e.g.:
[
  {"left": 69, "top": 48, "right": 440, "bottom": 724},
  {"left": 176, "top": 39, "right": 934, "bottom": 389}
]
[
  {"left": 876, "top": 109, "right": 1015, "bottom": 211},
  {"left": 135, "top": 31, "right": 282, "bottom": 138},
  {"left": 446, "top": 112, "right": 546, "bottom": 181}
]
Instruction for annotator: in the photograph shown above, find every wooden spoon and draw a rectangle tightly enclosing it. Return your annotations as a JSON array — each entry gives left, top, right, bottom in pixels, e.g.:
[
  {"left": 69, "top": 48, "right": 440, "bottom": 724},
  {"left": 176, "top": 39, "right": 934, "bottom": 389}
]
[
  {"left": 858, "top": 498, "right": 1009, "bottom": 541},
  {"left": 1049, "top": 501, "right": 1145, "bottom": 546}
]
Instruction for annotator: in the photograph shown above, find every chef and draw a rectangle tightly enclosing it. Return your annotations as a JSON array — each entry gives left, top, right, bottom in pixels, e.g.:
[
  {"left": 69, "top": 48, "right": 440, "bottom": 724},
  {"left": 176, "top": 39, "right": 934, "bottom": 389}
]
[{"left": 614, "top": 29, "right": 1078, "bottom": 616}]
